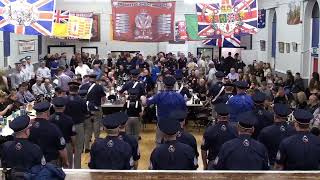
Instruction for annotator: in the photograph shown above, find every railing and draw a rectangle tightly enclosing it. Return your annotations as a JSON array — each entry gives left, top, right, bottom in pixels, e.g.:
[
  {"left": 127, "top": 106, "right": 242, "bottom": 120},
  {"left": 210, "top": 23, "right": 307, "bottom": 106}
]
[{"left": 3, "top": 169, "right": 318, "bottom": 180}]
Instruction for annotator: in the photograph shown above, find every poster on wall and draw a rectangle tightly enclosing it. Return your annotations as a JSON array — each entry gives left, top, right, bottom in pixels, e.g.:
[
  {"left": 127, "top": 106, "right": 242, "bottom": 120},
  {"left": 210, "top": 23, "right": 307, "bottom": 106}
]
[
  {"left": 287, "top": 1, "right": 301, "bottom": 25},
  {"left": 112, "top": 1, "right": 176, "bottom": 42},
  {"left": 18, "top": 40, "right": 36, "bottom": 54},
  {"left": 90, "top": 14, "right": 101, "bottom": 42},
  {"left": 175, "top": 21, "right": 188, "bottom": 42},
  {"left": 196, "top": 0, "right": 258, "bottom": 39},
  {"left": 279, "top": 42, "right": 285, "bottom": 53},
  {"left": 67, "top": 15, "right": 93, "bottom": 39},
  {"left": 260, "top": 40, "right": 266, "bottom": 51}
]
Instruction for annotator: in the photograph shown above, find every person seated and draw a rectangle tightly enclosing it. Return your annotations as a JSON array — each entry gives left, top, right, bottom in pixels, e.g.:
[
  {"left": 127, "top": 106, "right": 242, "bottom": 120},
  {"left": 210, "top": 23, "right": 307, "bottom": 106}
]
[
  {"left": 0, "top": 90, "right": 13, "bottom": 116},
  {"left": 308, "top": 93, "right": 319, "bottom": 114},
  {"left": 43, "top": 78, "right": 54, "bottom": 97},
  {"left": 194, "top": 79, "right": 207, "bottom": 101},
  {"left": 16, "top": 82, "right": 35, "bottom": 105},
  {"left": 4, "top": 90, "right": 23, "bottom": 117},
  {"left": 32, "top": 77, "right": 47, "bottom": 97},
  {"left": 227, "top": 68, "right": 239, "bottom": 82}
]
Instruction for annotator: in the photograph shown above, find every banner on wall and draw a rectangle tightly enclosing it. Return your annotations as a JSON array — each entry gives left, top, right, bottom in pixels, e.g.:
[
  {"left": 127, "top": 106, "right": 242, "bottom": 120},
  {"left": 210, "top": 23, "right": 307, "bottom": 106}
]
[
  {"left": 112, "top": 1, "right": 176, "bottom": 42},
  {"left": 18, "top": 40, "right": 36, "bottom": 54},
  {"left": 53, "top": 11, "right": 93, "bottom": 39},
  {"left": 258, "top": 9, "right": 266, "bottom": 28},
  {"left": 0, "top": 0, "right": 56, "bottom": 36},
  {"left": 175, "top": 21, "right": 188, "bottom": 41},
  {"left": 67, "top": 15, "right": 93, "bottom": 39},
  {"left": 185, "top": 14, "right": 202, "bottom": 41},
  {"left": 196, "top": 0, "right": 258, "bottom": 39}
]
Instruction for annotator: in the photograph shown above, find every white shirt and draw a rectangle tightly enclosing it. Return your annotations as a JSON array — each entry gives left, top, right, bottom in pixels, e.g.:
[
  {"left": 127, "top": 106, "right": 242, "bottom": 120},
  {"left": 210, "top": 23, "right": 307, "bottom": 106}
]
[
  {"left": 75, "top": 64, "right": 91, "bottom": 78},
  {"left": 32, "top": 83, "right": 47, "bottom": 96},
  {"left": 26, "top": 63, "right": 35, "bottom": 79},
  {"left": 207, "top": 68, "right": 217, "bottom": 82},
  {"left": 36, "top": 67, "right": 51, "bottom": 79},
  {"left": 227, "top": 73, "right": 240, "bottom": 81}
]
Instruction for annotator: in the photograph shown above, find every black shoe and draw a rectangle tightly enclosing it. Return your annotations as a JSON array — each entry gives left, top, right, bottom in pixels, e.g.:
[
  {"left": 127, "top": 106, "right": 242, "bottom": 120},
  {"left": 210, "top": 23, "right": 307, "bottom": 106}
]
[
  {"left": 85, "top": 149, "right": 90, "bottom": 153},
  {"left": 138, "top": 136, "right": 141, "bottom": 141}
]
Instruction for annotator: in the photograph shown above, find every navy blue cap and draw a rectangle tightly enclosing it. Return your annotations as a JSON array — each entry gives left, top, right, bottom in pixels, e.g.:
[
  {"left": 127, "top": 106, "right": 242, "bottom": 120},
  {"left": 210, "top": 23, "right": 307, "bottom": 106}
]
[
  {"left": 52, "top": 97, "right": 66, "bottom": 107},
  {"left": 130, "top": 69, "right": 140, "bottom": 76},
  {"left": 293, "top": 109, "right": 314, "bottom": 125},
  {"left": 175, "top": 73, "right": 183, "bottom": 81},
  {"left": 78, "top": 89, "right": 88, "bottom": 96},
  {"left": 107, "top": 95, "right": 117, "bottom": 100},
  {"left": 25, "top": 56, "right": 31, "bottom": 60},
  {"left": 237, "top": 111, "right": 257, "bottom": 129},
  {"left": 169, "top": 110, "right": 187, "bottom": 122},
  {"left": 215, "top": 71, "right": 225, "bottom": 78},
  {"left": 14, "top": 62, "right": 21, "bottom": 65},
  {"left": 163, "top": 76, "right": 176, "bottom": 87},
  {"left": 234, "top": 81, "right": 248, "bottom": 89},
  {"left": 159, "top": 118, "right": 180, "bottom": 135},
  {"left": 102, "top": 112, "right": 122, "bottom": 129},
  {"left": 68, "top": 81, "right": 81, "bottom": 87},
  {"left": 33, "top": 101, "right": 51, "bottom": 112},
  {"left": 215, "top": 103, "right": 230, "bottom": 116},
  {"left": 9, "top": 115, "right": 31, "bottom": 133},
  {"left": 117, "top": 112, "right": 129, "bottom": 125},
  {"left": 274, "top": 103, "right": 291, "bottom": 117},
  {"left": 128, "top": 88, "right": 139, "bottom": 95},
  {"left": 252, "top": 92, "right": 266, "bottom": 103}
]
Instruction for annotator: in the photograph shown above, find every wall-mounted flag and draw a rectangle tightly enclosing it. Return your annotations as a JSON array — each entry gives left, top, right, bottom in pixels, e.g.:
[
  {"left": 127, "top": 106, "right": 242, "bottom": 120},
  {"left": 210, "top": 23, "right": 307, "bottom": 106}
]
[
  {"left": 0, "top": 0, "right": 56, "bottom": 36},
  {"left": 202, "top": 35, "right": 241, "bottom": 47}
]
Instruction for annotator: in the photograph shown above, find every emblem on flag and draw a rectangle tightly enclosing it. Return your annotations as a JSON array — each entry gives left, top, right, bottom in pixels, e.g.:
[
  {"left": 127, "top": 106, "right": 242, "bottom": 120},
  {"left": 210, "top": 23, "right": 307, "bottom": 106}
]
[
  {"left": 54, "top": 10, "right": 69, "bottom": 23},
  {"left": 197, "top": 0, "right": 258, "bottom": 39},
  {"left": 202, "top": 35, "right": 241, "bottom": 47},
  {"left": 0, "top": 0, "right": 56, "bottom": 35}
]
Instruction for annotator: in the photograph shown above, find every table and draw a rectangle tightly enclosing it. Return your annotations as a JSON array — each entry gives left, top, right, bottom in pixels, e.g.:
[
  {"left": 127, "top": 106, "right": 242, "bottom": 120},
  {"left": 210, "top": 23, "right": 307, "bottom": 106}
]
[
  {"left": 0, "top": 110, "right": 36, "bottom": 137},
  {"left": 101, "top": 103, "right": 125, "bottom": 115}
]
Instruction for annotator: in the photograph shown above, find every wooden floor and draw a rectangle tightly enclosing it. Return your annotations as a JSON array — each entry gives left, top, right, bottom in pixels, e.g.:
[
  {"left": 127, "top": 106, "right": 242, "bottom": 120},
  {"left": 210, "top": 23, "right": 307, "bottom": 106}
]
[{"left": 81, "top": 123, "right": 205, "bottom": 170}]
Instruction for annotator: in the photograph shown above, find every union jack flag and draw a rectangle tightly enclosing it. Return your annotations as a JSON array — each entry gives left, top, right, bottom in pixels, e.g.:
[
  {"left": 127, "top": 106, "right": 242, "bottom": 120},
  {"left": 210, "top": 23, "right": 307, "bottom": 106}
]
[
  {"left": 54, "top": 10, "right": 69, "bottom": 23},
  {"left": 202, "top": 35, "right": 241, "bottom": 47},
  {"left": 197, "top": 0, "right": 258, "bottom": 39},
  {"left": 0, "top": 0, "right": 56, "bottom": 36}
]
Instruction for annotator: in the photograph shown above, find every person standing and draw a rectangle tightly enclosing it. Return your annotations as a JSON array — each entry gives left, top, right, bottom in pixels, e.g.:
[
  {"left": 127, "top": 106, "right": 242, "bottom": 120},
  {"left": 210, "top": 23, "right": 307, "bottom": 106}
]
[
  {"left": 149, "top": 117, "right": 198, "bottom": 170},
  {"left": 258, "top": 103, "right": 296, "bottom": 167},
  {"left": 119, "top": 69, "right": 146, "bottom": 99},
  {"left": 251, "top": 92, "right": 274, "bottom": 139},
  {"left": 142, "top": 76, "right": 187, "bottom": 145},
  {"left": 49, "top": 97, "right": 76, "bottom": 168},
  {"left": 201, "top": 104, "right": 238, "bottom": 170},
  {"left": 1, "top": 115, "right": 45, "bottom": 171},
  {"left": 275, "top": 109, "right": 320, "bottom": 170},
  {"left": 118, "top": 112, "right": 141, "bottom": 170},
  {"left": 29, "top": 101, "right": 69, "bottom": 168},
  {"left": 228, "top": 81, "right": 254, "bottom": 123},
  {"left": 123, "top": 88, "right": 143, "bottom": 141},
  {"left": 89, "top": 112, "right": 133, "bottom": 169},
  {"left": 84, "top": 74, "right": 106, "bottom": 151},
  {"left": 211, "top": 111, "right": 270, "bottom": 170},
  {"left": 10, "top": 62, "right": 26, "bottom": 89},
  {"left": 64, "top": 82, "right": 88, "bottom": 168},
  {"left": 75, "top": 61, "right": 91, "bottom": 78},
  {"left": 57, "top": 67, "right": 72, "bottom": 92}
]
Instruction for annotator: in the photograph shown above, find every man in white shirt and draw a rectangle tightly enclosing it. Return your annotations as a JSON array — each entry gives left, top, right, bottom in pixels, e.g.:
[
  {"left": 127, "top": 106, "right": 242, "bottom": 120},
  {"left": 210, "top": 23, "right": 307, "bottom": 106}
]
[
  {"left": 75, "top": 61, "right": 90, "bottom": 78},
  {"left": 32, "top": 77, "right": 47, "bottom": 96},
  {"left": 25, "top": 56, "right": 35, "bottom": 80},
  {"left": 36, "top": 61, "right": 51, "bottom": 79},
  {"left": 20, "top": 58, "right": 31, "bottom": 82},
  {"left": 207, "top": 62, "right": 217, "bottom": 84}
]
